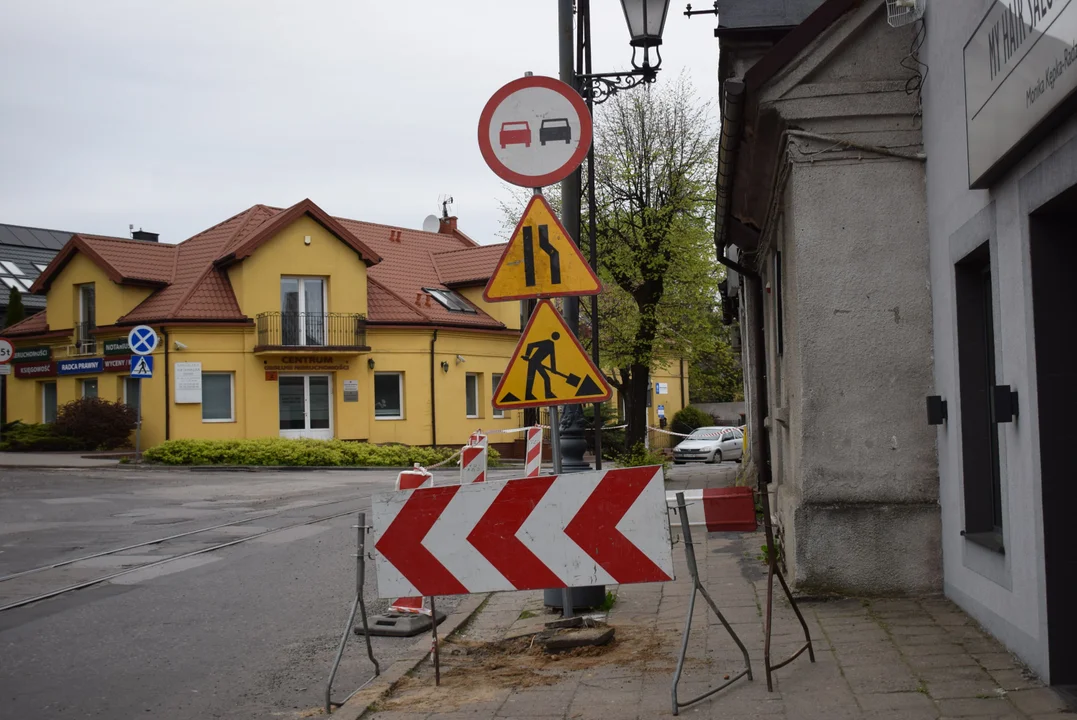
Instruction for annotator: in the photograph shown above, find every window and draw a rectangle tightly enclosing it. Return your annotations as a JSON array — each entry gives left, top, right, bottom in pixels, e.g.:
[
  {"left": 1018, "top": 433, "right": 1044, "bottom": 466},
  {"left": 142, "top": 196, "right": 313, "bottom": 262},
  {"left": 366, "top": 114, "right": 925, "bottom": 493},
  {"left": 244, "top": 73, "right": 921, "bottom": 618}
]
[
  {"left": 374, "top": 372, "right": 403, "bottom": 419},
  {"left": 955, "top": 242, "right": 1003, "bottom": 540},
  {"left": 1, "top": 260, "right": 24, "bottom": 275},
  {"left": 280, "top": 277, "right": 326, "bottom": 346},
  {"left": 465, "top": 373, "right": 480, "bottom": 418},
  {"left": 202, "top": 373, "right": 235, "bottom": 422},
  {"left": 34, "top": 263, "right": 49, "bottom": 273},
  {"left": 81, "top": 378, "right": 98, "bottom": 398},
  {"left": 17, "top": 278, "right": 31, "bottom": 291},
  {"left": 1, "top": 277, "right": 20, "bottom": 291},
  {"left": 124, "top": 377, "right": 141, "bottom": 414},
  {"left": 78, "top": 283, "right": 96, "bottom": 354},
  {"left": 42, "top": 382, "right": 57, "bottom": 423},
  {"left": 424, "top": 288, "right": 477, "bottom": 314},
  {"left": 492, "top": 373, "right": 504, "bottom": 418}
]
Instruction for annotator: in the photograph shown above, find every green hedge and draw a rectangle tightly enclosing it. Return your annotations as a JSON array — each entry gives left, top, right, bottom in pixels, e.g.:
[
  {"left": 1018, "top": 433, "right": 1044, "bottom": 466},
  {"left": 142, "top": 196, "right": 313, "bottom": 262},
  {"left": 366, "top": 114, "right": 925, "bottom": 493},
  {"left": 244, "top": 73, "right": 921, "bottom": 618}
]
[
  {"left": 0, "top": 422, "right": 88, "bottom": 452},
  {"left": 142, "top": 438, "right": 501, "bottom": 467}
]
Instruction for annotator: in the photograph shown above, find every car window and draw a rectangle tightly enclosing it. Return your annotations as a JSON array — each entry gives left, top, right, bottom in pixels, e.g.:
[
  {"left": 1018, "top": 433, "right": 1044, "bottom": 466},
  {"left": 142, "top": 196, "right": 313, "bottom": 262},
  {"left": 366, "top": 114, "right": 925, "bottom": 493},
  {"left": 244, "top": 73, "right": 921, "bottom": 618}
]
[
  {"left": 689, "top": 427, "right": 722, "bottom": 439},
  {"left": 542, "top": 118, "right": 569, "bottom": 127},
  {"left": 502, "top": 121, "right": 529, "bottom": 131},
  {"left": 733, "top": 429, "right": 743, "bottom": 439},
  {"left": 721, "top": 431, "right": 732, "bottom": 441}
]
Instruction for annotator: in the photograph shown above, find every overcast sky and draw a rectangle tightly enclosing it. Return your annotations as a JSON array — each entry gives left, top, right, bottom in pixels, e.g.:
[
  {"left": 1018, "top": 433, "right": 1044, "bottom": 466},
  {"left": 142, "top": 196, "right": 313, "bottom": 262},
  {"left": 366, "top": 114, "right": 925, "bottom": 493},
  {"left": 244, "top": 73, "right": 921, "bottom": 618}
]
[{"left": 0, "top": 1, "right": 718, "bottom": 246}]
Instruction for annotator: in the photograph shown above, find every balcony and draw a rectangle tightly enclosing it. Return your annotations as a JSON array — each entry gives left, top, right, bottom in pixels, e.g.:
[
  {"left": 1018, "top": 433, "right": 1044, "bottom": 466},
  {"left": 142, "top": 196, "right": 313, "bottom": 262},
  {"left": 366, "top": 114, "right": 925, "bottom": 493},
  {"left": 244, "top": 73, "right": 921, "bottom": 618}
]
[{"left": 254, "top": 312, "right": 369, "bottom": 353}]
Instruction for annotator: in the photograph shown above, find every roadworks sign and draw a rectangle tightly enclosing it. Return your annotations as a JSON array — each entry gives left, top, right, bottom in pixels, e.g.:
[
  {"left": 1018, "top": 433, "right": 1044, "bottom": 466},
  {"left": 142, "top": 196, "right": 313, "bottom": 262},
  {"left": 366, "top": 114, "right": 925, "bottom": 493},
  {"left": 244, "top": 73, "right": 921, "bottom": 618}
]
[
  {"left": 483, "top": 195, "right": 602, "bottom": 302},
  {"left": 493, "top": 299, "right": 611, "bottom": 409}
]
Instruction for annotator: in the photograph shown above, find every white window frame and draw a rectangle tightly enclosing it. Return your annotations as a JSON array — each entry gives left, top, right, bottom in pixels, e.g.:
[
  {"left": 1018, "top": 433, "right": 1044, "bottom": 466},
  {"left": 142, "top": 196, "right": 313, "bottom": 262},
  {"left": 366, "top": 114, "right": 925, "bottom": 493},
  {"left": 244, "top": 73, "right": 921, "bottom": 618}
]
[
  {"left": 201, "top": 372, "right": 235, "bottom": 423},
  {"left": 81, "top": 377, "right": 98, "bottom": 398},
  {"left": 491, "top": 373, "right": 504, "bottom": 418},
  {"left": 41, "top": 381, "right": 57, "bottom": 423},
  {"left": 374, "top": 371, "right": 404, "bottom": 420},
  {"left": 465, "top": 372, "right": 480, "bottom": 419},
  {"left": 280, "top": 276, "right": 328, "bottom": 347}
]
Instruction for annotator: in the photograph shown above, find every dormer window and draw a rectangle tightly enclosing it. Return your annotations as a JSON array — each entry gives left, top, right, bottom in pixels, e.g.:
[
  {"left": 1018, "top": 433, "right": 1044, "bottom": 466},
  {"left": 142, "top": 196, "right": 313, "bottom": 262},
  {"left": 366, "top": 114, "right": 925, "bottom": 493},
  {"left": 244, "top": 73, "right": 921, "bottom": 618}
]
[{"left": 424, "top": 288, "right": 477, "bottom": 314}]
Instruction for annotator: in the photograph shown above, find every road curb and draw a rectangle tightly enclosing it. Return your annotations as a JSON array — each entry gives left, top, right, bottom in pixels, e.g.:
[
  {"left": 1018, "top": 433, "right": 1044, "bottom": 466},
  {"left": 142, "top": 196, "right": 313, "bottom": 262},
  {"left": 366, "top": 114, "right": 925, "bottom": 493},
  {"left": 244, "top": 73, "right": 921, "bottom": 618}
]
[{"left": 333, "top": 592, "right": 491, "bottom": 719}]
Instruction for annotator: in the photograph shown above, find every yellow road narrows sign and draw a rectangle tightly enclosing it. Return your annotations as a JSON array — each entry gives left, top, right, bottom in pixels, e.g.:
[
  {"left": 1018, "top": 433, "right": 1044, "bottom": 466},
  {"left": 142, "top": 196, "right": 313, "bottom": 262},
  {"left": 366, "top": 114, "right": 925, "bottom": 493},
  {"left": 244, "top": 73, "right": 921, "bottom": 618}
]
[
  {"left": 483, "top": 195, "right": 602, "bottom": 302},
  {"left": 493, "top": 299, "right": 612, "bottom": 409}
]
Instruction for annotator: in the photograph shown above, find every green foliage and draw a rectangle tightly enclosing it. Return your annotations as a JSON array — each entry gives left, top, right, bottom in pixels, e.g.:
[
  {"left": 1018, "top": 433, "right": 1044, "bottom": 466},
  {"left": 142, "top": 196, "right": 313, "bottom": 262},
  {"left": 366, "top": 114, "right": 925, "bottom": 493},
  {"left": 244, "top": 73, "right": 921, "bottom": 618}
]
[
  {"left": 55, "top": 397, "right": 137, "bottom": 450},
  {"left": 614, "top": 442, "right": 670, "bottom": 475},
  {"left": 4, "top": 286, "right": 25, "bottom": 328},
  {"left": 0, "top": 421, "right": 87, "bottom": 452},
  {"left": 598, "top": 590, "right": 617, "bottom": 613},
  {"left": 142, "top": 438, "right": 500, "bottom": 467},
  {"left": 582, "top": 403, "right": 625, "bottom": 459},
  {"left": 689, "top": 317, "right": 744, "bottom": 403},
  {"left": 670, "top": 406, "right": 714, "bottom": 437}
]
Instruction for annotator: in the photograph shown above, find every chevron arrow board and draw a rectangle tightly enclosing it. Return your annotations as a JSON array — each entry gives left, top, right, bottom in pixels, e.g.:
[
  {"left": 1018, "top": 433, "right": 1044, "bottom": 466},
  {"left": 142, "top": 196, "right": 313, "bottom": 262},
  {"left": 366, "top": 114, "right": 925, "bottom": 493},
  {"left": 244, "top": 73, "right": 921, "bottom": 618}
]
[{"left": 372, "top": 466, "right": 674, "bottom": 598}]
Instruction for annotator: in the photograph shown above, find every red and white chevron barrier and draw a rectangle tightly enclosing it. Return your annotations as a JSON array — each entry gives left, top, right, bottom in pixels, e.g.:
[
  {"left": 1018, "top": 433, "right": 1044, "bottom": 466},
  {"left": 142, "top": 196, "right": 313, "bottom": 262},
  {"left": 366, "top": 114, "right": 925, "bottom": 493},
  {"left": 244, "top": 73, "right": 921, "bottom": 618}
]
[
  {"left": 524, "top": 426, "right": 542, "bottom": 477},
  {"left": 389, "top": 464, "right": 436, "bottom": 613},
  {"left": 460, "top": 434, "right": 487, "bottom": 484},
  {"left": 373, "top": 466, "right": 674, "bottom": 597},
  {"left": 665, "top": 487, "right": 758, "bottom": 533}
]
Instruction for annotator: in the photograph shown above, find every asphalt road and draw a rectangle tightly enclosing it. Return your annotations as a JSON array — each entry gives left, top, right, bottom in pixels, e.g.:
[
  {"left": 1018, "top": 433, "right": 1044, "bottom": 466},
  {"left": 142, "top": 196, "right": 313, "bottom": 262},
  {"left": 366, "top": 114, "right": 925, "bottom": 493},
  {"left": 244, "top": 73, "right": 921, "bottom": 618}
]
[
  {"left": 0, "top": 466, "right": 534, "bottom": 719},
  {"left": 0, "top": 462, "right": 721, "bottom": 719}
]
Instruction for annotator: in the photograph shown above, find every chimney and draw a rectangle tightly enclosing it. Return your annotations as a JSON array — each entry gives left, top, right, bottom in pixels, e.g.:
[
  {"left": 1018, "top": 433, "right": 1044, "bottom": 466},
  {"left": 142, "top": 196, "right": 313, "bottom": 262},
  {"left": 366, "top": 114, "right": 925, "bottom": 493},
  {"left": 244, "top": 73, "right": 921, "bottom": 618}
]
[
  {"left": 132, "top": 229, "right": 159, "bottom": 242},
  {"left": 438, "top": 216, "right": 458, "bottom": 234}
]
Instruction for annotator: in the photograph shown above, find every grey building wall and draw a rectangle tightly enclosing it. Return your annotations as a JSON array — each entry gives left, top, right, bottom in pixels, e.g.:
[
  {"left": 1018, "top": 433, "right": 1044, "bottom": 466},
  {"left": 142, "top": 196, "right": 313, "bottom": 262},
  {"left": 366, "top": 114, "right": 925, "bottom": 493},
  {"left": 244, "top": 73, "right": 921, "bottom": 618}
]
[
  {"left": 716, "top": 0, "right": 824, "bottom": 29},
  {"left": 921, "top": 0, "right": 1070, "bottom": 682},
  {"left": 742, "top": 2, "right": 940, "bottom": 594}
]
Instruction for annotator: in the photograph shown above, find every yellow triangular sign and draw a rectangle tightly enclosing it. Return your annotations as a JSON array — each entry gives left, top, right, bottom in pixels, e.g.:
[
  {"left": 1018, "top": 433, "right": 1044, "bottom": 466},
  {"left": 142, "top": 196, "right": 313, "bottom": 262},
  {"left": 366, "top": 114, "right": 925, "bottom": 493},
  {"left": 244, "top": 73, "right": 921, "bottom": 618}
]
[
  {"left": 493, "top": 299, "right": 612, "bottom": 409},
  {"left": 483, "top": 195, "right": 602, "bottom": 302}
]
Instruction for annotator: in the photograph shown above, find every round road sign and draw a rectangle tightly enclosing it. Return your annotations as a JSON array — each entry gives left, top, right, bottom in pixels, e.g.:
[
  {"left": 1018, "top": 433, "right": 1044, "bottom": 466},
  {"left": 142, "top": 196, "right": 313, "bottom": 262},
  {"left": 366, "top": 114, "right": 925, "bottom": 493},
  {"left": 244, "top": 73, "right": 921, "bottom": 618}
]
[
  {"left": 478, "top": 75, "right": 592, "bottom": 188},
  {"left": 127, "top": 325, "right": 159, "bottom": 356},
  {"left": 0, "top": 338, "right": 12, "bottom": 365}
]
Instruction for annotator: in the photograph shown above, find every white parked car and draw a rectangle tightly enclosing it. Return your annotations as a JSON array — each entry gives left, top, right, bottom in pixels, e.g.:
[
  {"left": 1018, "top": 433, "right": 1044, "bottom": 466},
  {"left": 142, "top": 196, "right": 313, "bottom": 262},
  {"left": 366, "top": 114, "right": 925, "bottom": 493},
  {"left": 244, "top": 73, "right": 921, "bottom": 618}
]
[{"left": 672, "top": 426, "right": 744, "bottom": 464}]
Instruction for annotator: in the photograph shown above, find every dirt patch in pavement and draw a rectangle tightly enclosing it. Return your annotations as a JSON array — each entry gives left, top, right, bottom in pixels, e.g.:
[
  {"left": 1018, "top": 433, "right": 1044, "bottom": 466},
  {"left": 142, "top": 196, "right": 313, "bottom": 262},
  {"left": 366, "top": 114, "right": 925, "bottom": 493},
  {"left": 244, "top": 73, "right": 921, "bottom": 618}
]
[{"left": 378, "top": 625, "right": 670, "bottom": 712}]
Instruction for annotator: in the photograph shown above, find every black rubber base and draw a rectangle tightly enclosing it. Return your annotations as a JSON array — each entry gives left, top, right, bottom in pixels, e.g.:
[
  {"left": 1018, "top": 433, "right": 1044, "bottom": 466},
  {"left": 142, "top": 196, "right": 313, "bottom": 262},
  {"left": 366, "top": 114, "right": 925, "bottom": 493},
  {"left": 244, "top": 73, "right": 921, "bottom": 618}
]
[{"left": 355, "top": 610, "right": 447, "bottom": 638}]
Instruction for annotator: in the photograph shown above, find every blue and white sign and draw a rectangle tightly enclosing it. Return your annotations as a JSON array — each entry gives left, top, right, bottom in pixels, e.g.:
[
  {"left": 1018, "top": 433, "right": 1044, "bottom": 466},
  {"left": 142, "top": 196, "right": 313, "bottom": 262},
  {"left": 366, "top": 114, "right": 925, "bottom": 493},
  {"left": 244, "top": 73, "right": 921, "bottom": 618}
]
[
  {"left": 130, "top": 355, "right": 154, "bottom": 379},
  {"left": 58, "top": 358, "right": 104, "bottom": 375},
  {"left": 127, "top": 325, "right": 158, "bottom": 356}
]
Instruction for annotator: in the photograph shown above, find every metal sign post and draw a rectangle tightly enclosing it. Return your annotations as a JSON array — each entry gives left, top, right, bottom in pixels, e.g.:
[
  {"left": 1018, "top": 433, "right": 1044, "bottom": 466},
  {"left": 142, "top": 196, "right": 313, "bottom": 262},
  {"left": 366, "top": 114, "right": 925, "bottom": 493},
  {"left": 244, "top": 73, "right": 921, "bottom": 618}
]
[
  {"left": 548, "top": 406, "right": 573, "bottom": 619},
  {"left": 135, "top": 379, "right": 142, "bottom": 462}
]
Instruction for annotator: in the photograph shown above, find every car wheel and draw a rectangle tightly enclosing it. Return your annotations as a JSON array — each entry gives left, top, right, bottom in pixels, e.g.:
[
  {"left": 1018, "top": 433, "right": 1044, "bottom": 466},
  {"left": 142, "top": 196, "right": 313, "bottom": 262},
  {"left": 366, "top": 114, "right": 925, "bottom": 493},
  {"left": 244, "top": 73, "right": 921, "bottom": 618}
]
[{"left": 707, "top": 451, "right": 723, "bottom": 464}]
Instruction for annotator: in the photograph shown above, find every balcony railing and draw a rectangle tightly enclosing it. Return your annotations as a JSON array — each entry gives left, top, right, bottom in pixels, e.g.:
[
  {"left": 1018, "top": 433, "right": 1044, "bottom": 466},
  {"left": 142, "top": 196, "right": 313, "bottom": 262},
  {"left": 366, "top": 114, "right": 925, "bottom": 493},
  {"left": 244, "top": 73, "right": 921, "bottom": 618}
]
[
  {"left": 74, "top": 322, "right": 97, "bottom": 355},
  {"left": 255, "top": 312, "right": 368, "bottom": 351}
]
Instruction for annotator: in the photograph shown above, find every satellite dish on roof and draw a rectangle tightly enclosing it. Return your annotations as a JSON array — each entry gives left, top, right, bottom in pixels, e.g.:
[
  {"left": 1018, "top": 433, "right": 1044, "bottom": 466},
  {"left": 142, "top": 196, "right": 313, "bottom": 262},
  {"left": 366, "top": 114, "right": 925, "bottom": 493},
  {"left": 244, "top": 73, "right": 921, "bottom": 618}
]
[{"left": 422, "top": 215, "right": 440, "bottom": 233}]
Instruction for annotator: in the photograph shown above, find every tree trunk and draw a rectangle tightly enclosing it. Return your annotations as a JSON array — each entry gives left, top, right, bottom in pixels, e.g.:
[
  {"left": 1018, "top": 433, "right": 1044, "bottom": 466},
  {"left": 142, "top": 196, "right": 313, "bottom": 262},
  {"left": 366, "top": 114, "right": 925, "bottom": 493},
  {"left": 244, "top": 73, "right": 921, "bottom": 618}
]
[{"left": 623, "top": 363, "right": 651, "bottom": 449}]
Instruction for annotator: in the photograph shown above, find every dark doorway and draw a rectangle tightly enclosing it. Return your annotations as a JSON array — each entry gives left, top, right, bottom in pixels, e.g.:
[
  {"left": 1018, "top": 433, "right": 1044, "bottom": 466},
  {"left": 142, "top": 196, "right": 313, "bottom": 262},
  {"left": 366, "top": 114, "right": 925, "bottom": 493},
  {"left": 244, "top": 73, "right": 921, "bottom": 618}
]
[{"left": 1029, "top": 187, "right": 1077, "bottom": 687}]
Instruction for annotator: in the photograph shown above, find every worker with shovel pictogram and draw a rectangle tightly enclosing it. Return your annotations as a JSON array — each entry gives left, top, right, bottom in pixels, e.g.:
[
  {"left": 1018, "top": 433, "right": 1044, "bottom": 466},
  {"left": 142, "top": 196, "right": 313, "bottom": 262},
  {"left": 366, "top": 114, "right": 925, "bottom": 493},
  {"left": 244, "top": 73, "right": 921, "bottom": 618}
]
[{"left": 522, "top": 332, "right": 581, "bottom": 401}]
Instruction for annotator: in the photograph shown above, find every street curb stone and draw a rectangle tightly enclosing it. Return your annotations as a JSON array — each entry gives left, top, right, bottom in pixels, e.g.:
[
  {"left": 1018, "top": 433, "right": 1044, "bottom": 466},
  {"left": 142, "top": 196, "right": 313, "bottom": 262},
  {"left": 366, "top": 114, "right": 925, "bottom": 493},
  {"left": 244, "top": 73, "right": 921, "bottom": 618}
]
[{"left": 333, "top": 592, "right": 491, "bottom": 720}]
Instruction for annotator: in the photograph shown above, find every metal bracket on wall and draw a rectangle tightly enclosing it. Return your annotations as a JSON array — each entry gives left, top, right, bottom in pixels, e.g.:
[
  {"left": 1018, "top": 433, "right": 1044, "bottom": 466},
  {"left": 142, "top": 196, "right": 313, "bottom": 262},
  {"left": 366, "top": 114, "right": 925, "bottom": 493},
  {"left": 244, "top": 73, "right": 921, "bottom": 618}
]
[
  {"left": 926, "top": 395, "right": 947, "bottom": 425},
  {"left": 993, "top": 386, "right": 1019, "bottom": 423}
]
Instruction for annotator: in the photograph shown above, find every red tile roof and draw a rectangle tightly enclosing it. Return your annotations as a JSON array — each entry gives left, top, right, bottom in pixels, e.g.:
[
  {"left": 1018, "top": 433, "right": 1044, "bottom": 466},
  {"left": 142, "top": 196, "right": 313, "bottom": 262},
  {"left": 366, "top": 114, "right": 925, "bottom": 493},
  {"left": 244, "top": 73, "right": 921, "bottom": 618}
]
[
  {"left": 26, "top": 199, "right": 509, "bottom": 331},
  {"left": 2, "top": 309, "right": 48, "bottom": 336},
  {"left": 433, "top": 244, "right": 506, "bottom": 287}
]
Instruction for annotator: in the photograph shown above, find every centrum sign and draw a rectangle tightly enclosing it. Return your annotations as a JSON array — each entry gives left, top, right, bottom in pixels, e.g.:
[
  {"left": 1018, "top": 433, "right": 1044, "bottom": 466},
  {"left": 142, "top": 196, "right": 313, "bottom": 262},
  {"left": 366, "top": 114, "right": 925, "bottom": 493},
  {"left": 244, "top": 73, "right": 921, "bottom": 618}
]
[{"left": 965, "top": 0, "right": 1077, "bottom": 186}]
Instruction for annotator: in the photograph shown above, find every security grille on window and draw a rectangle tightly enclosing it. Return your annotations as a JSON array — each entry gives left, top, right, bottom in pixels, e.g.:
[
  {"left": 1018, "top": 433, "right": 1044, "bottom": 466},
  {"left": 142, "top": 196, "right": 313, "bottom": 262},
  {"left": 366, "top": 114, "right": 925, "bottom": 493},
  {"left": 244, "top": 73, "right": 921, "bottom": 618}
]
[
  {"left": 466, "top": 373, "right": 480, "bottom": 418},
  {"left": 424, "top": 288, "right": 478, "bottom": 313},
  {"left": 202, "top": 373, "right": 235, "bottom": 422},
  {"left": 374, "top": 372, "right": 403, "bottom": 419}
]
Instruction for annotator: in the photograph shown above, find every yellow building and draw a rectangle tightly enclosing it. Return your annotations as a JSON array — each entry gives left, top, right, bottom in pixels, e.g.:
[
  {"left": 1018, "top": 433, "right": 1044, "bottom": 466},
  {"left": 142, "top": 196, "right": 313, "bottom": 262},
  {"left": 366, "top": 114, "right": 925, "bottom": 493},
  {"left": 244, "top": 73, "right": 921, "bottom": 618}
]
[{"left": 2, "top": 199, "right": 534, "bottom": 451}]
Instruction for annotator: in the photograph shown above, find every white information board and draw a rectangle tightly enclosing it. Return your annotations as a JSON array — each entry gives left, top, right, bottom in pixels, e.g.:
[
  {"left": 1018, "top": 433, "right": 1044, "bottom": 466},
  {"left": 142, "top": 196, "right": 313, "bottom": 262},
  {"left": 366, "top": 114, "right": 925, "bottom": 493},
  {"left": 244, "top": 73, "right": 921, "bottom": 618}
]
[{"left": 174, "top": 362, "right": 203, "bottom": 404}]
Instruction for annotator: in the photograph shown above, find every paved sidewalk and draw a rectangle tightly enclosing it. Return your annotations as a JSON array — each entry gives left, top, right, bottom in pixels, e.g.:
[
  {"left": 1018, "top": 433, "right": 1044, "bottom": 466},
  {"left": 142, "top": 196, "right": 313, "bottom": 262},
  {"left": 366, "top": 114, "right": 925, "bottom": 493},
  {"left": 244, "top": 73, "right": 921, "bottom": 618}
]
[
  {"left": 359, "top": 465, "right": 1071, "bottom": 720},
  {"left": 0, "top": 451, "right": 120, "bottom": 467}
]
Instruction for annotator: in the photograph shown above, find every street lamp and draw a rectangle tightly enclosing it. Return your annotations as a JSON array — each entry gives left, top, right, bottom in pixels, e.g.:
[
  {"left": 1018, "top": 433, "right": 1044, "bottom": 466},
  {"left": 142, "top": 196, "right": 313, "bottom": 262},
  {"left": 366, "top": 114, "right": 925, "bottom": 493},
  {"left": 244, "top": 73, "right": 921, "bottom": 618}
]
[
  {"left": 576, "top": 0, "right": 672, "bottom": 104},
  {"left": 620, "top": 0, "right": 671, "bottom": 64}
]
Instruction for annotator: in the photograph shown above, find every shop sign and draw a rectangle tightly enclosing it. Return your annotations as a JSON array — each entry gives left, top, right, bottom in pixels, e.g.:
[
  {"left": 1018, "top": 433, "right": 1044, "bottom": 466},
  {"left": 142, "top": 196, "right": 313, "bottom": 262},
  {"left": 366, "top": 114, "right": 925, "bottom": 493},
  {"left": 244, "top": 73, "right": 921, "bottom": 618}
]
[
  {"left": 265, "top": 356, "right": 350, "bottom": 372},
  {"left": 965, "top": 0, "right": 1077, "bottom": 186},
  {"left": 14, "top": 361, "right": 56, "bottom": 378},
  {"left": 175, "top": 362, "right": 202, "bottom": 403},
  {"left": 655, "top": 382, "right": 668, "bottom": 395},
  {"left": 103, "top": 338, "right": 131, "bottom": 356},
  {"left": 57, "top": 358, "right": 103, "bottom": 375},
  {"left": 13, "top": 346, "right": 51, "bottom": 363},
  {"left": 103, "top": 356, "right": 132, "bottom": 373},
  {"left": 343, "top": 379, "right": 359, "bottom": 402}
]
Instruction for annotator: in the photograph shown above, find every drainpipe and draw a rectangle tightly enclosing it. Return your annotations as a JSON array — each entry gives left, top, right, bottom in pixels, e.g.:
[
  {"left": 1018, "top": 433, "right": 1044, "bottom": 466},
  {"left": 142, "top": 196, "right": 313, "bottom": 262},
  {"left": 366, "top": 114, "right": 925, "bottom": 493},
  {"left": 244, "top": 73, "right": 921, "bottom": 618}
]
[
  {"left": 679, "top": 357, "right": 686, "bottom": 409},
  {"left": 714, "top": 79, "right": 746, "bottom": 259},
  {"left": 161, "top": 326, "right": 170, "bottom": 441},
  {"left": 429, "top": 329, "right": 438, "bottom": 447}
]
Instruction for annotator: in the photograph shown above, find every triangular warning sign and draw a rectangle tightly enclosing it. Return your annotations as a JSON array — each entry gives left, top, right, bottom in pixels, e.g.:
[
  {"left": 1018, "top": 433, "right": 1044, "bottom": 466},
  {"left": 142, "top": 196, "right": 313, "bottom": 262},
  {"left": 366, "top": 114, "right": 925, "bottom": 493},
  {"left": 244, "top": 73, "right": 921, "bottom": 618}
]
[
  {"left": 493, "top": 299, "right": 612, "bottom": 410},
  {"left": 483, "top": 195, "right": 602, "bottom": 302},
  {"left": 132, "top": 357, "right": 151, "bottom": 375}
]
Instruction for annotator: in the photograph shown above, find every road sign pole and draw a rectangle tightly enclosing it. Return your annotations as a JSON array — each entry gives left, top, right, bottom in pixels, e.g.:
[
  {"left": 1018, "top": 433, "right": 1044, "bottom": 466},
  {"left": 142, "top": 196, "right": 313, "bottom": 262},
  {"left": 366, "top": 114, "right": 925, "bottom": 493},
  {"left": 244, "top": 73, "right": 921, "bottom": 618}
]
[{"left": 135, "top": 378, "right": 142, "bottom": 463}]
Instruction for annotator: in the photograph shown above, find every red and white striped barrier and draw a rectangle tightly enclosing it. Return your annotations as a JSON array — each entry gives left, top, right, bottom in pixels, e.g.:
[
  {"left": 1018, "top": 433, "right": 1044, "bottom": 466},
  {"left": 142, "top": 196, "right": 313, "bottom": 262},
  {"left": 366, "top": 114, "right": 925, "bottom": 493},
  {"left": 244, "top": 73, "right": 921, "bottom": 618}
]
[
  {"left": 665, "top": 487, "right": 758, "bottom": 533},
  {"left": 524, "top": 426, "right": 542, "bottom": 477},
  {"left": 390, "top": 464, "right": 435, "bottom": 613},
  {"left": 460, "top": 434, "right": 487, "bottom": 484}
]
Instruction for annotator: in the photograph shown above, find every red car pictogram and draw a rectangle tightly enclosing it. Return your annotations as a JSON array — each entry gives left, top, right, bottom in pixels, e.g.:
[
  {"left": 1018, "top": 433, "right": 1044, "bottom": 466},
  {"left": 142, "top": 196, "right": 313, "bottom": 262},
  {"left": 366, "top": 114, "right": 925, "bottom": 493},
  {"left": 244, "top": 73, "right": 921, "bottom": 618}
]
[{"left": 499, "top": 121, "right": 532, "bottom": 149}]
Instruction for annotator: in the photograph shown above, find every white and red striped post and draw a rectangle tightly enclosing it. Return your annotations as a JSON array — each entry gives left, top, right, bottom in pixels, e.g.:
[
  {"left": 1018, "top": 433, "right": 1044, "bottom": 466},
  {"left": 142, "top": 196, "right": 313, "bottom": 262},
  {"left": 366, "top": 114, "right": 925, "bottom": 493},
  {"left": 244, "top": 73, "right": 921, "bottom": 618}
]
[
  {"left": 665, "top": 487, "right": 758, "bottom": 534},
  {"left": 524, "top": 426, "right": 542, "bottom": 477},
  {"left": 390, "top": 464, "right": 434, "bottom": 613},
  {"left": 460, "top": 433, "right": 487, "bottom": 484}
]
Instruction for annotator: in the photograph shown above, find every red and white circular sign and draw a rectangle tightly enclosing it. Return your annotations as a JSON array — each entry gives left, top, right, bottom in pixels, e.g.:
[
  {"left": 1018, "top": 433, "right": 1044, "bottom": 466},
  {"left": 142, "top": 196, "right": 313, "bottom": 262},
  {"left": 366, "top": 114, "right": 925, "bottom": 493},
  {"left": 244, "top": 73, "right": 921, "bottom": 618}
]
[
  {"left": 478, "top": 75, "right": 592, "bottom": 188},
  {"left": 0, "top": 338, "right": 12, "bottom": 365}
]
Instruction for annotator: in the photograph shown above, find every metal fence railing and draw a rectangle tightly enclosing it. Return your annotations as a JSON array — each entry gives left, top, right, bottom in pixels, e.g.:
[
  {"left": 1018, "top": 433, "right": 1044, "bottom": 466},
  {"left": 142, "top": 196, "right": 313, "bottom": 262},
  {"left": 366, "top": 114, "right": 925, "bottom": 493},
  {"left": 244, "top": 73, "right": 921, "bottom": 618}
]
[
  {"left": 74, "top": 322, "right": 96, "bottom": 355},
  {"left": 255, "top": 312, "right": 368, "bottom": 349}
]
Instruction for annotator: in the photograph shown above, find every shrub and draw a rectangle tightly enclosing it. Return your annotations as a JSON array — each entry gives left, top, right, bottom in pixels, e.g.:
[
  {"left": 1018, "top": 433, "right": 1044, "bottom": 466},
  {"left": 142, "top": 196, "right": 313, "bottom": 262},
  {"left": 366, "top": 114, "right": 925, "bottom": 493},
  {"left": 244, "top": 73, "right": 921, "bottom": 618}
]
[
  {"left": 670, "top": 406, "right": 714, "bottom": 437},
  {"left": 582, "top": 404, "right": 626, "bottom": 458},
  {"left": 142, "top": 438, "right": 501, "bottom": 467},
  {"left": 54, "top": 397, "right": 137, "bottom": 450},
  {"left": 614, "top": 442, "right": 671, "bottom": 475},
  {"left": 0, "top": 421, "right": 87, "bottom": 452}
]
